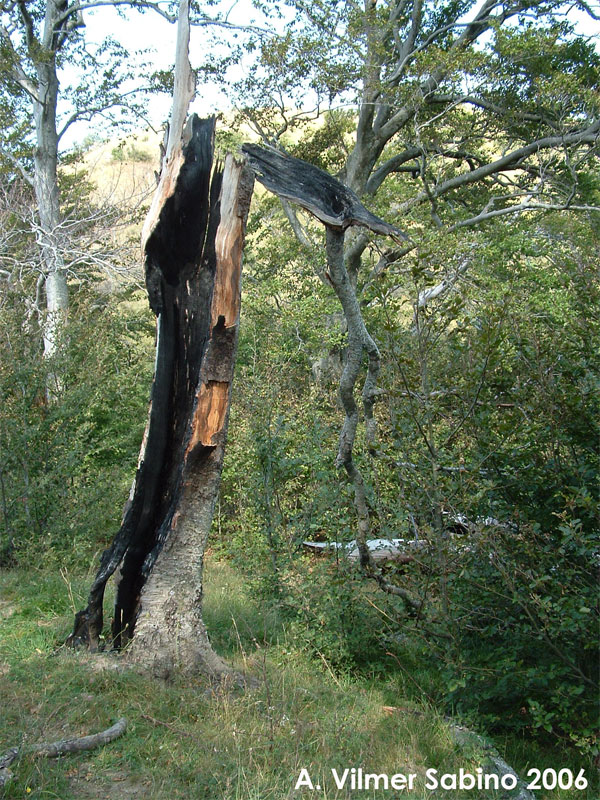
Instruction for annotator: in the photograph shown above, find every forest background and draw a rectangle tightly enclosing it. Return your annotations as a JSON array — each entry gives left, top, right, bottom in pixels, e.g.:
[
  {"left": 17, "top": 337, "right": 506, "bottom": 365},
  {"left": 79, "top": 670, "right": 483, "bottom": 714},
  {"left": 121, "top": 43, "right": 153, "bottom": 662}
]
[{"left": 0, "top": 0, "right": 598, "bottom": 797}]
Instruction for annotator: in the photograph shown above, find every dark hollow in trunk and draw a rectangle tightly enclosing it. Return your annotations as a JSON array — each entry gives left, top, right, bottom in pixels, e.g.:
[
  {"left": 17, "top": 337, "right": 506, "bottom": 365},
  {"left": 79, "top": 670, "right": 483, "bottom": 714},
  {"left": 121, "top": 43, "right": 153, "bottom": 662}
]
[{"left": 68, "top": 115, "right": 254, "bottom": 677}]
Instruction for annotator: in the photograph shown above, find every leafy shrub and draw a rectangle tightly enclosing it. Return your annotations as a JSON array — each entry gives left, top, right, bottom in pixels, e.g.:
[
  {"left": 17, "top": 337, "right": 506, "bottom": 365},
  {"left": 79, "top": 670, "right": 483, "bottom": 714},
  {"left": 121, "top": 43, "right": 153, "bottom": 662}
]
[
  {"left": 278, "top": 559, "right": 393, "bottom": 670},
  {"left": 111, "top": 142, "right": 152, "bottom": 162},
  {"left": 0, "top": 288, "right": 154, "bottom": 568},
  {"left": 440, "top": 518, "right": 598, "bottom": 754}
]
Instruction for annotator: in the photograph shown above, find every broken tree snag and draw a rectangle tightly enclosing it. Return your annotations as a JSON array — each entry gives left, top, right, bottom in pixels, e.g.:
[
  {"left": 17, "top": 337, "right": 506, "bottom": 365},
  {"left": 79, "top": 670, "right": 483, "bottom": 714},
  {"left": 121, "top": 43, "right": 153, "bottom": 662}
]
[
  {"left": 243, "top": 145, "right": 418, "bottom": 608},
  {"left": 67, "top": 2, "right": 258, "bottom": 674},
  {"left": 68, "top": 0, "right": 200, "bottom": 654},
  {"left": 68, "top": 114, "right": 217, "bottom": 653},
  {"left": 128, "top": 154, "right": 254, "bottom": 678},
  {"left": 68, "top": 131, "right": 254, "bottom": 679}
]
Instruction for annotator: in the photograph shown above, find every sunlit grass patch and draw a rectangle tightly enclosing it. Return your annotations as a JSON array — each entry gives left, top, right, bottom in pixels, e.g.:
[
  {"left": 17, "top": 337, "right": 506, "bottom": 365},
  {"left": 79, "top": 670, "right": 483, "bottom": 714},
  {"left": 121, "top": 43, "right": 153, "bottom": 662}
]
[{"left": 0, "top": 560, "right": 596, "bottom": 799}]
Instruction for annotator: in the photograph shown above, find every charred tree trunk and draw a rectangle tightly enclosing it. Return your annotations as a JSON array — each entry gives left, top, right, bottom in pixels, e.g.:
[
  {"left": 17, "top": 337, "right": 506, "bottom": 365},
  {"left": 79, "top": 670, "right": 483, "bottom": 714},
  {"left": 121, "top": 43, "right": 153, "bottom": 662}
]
[
  {"left": 69, "top": 0, "right": 254, "bottom": 678},
  {"left": 69, "top": 118, "right": 254, "bottom": 678}
]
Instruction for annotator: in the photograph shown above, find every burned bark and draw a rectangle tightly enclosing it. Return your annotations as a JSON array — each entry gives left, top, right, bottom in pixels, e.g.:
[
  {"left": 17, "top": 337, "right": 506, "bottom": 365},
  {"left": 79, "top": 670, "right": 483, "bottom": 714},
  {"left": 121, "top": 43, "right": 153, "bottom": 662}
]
[
  {"left": 242, "top": 144, "right": 405, "bottom": 239},
  {"left": 68, "top": 120, "right": 254, "bottom": 677},
  {"left": 69, "top": 0, "right": 255, "bottom": 679}
]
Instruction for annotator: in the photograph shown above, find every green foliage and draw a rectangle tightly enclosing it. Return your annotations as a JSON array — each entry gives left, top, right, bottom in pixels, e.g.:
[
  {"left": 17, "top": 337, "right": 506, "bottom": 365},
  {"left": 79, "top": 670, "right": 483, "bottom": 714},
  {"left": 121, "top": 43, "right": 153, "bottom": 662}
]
[
  {"left": 216, "top": 176, "right": 598, "bottom": 754},
  {"left": 440, "top": 519, "right": 598, "bottom": 750},
  {"left": 0, "top": 286, "right": 154, "bottom": 567},
  {"left": 1, "top": 0, "right": 598, "bottom": 773},
  {"left": 279, "top": 558, "right": 397, "bottom": 670},
  {"left": 111, "top": 142, "right": 153, "bottom": 162},
  {"left": 369, "top": 215, "right": 599, "bottom": 750},
  {"left": 291, "top": 110, "right": 356, "bottom": 173}
]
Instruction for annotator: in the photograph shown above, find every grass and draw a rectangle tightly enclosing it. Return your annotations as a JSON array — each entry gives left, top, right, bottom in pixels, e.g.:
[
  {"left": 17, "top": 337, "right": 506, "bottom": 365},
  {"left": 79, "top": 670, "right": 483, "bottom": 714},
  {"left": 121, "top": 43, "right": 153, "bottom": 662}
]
[{"left": 0, "top": 561, "right": 596, "bottom": 799}]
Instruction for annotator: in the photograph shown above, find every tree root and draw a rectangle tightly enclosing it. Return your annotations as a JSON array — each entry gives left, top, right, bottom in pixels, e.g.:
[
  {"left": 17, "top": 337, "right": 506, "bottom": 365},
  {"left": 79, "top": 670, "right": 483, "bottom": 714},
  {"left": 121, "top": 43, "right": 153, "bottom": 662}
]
[{"left": 0, "top": 717, "right": 127, "bottom": 788}]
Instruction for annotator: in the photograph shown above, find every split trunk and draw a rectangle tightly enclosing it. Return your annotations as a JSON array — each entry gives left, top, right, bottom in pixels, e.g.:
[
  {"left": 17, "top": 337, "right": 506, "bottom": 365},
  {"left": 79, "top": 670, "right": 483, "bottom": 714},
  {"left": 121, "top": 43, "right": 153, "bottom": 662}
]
[{"left": 69, "top": 115, "right": 254, "bottom": 678}]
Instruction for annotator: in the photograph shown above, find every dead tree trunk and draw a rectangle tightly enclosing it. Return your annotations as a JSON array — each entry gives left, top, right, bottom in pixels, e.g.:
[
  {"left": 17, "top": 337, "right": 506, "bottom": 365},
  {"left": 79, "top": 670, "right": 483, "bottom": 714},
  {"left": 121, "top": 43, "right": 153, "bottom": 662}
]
[
  {"left": 69, "top": 0, "right": 254, "bottom": 678},
  {"left": 69, "top": 119, "right": 253, "bottom": 677}
]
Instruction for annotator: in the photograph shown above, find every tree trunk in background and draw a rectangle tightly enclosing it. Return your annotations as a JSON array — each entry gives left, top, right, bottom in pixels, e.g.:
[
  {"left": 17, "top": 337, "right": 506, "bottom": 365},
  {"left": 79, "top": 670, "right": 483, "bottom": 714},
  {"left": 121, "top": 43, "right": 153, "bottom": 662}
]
[
  {"left": 242, "top": 145, "right": 422, "bottom": 609},
  {"left": 69, "top": 115, "right": 254, "bottom": 679},
  {"left": 33, "top": 48, "right": 68, "bottom": 394}
]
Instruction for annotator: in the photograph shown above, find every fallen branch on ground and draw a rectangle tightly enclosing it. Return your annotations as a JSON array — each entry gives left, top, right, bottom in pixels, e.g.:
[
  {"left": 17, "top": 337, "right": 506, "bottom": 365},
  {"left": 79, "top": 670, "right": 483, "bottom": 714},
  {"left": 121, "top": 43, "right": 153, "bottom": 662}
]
[{"left": 0, "top": 717, "right": 127, "bottom": 788}]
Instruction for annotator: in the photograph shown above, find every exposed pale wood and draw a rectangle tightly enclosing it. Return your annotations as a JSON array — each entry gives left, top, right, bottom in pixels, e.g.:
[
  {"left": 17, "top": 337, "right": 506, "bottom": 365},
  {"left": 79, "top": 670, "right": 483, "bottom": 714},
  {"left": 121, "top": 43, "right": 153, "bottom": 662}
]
[
  {"left": 167, "top": 0, "right": 196, "bottom": 161},
  {"left": 140, "top": 147, "right": 185, "bottom": 251},
  {"left": 186, "top": 154, "right": 254, "bottom": 453},
  {"left": 211, "top": 160, "right": 250, "bottom": 326},
  {"left": 141, "top": 0, "right": 195, "bottom": 252},
  {"left": 188, "top": 381, "right": 229, "bottom": 449}
]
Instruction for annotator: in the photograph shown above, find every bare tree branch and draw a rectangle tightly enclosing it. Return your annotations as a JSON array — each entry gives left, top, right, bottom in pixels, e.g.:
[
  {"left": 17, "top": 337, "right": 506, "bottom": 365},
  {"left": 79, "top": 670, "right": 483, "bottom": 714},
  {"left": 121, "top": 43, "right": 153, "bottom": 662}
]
[
  {"left": 417, "top": 252, "right": 474, "bottom": 308},
  {"left": 574, "top": 0, "right": 600, "bottom": 19},
  {"left": 0, "top": 145, "right": 34, "bottom": 186},
  {"left": 280, "top": 198, "right": 316, "bottom": 251},
  {"left": 54, "top": 0, "right": 272, "bottom": 34},
  {"left": 366, "top": 147, "right": 421, "bottom": 195},
  {"left": 398, "top": 121, "right": 600, "bottom": 214},
  {"left": 429, "top": 93, "right": 553, "bottom": 126},
  {"left": 447, "top": 199, "right": 600, "bottom": 232},
  {"left": 16, "top": 0, "right": 36, "bottom": 49},
  {"left": 0, "top": 26, "right": 41, "bottom": 101},
  {"left": 56, "top": 93, "right": 157, "bottom": 142},
  {"left": 0, "top": 718, "right": 127, "bottom": 788}
]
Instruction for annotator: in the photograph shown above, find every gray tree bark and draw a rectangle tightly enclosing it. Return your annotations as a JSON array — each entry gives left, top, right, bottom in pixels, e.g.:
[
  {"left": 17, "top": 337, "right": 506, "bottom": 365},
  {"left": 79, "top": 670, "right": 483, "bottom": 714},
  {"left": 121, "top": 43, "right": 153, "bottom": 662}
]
[{"left": 32, "top": 12, "right": 69, "bottom": 366}]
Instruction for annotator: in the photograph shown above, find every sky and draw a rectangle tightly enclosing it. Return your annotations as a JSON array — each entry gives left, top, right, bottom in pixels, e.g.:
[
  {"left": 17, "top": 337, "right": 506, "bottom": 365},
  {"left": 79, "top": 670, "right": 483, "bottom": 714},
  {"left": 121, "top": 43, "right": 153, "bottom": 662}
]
[{"left": 58, "top": 0, "right": 268, "bottom": 149}]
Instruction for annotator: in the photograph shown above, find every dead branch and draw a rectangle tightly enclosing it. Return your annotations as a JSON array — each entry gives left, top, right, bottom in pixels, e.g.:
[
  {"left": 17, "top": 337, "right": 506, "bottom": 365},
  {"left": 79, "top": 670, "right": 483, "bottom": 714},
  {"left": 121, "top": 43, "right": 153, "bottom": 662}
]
[
  {"left": 242, "top": 144, "right": 407, "bottom": 239},
  {"left": 0, "top": 717, "right": 127, "bottom": 788}
]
